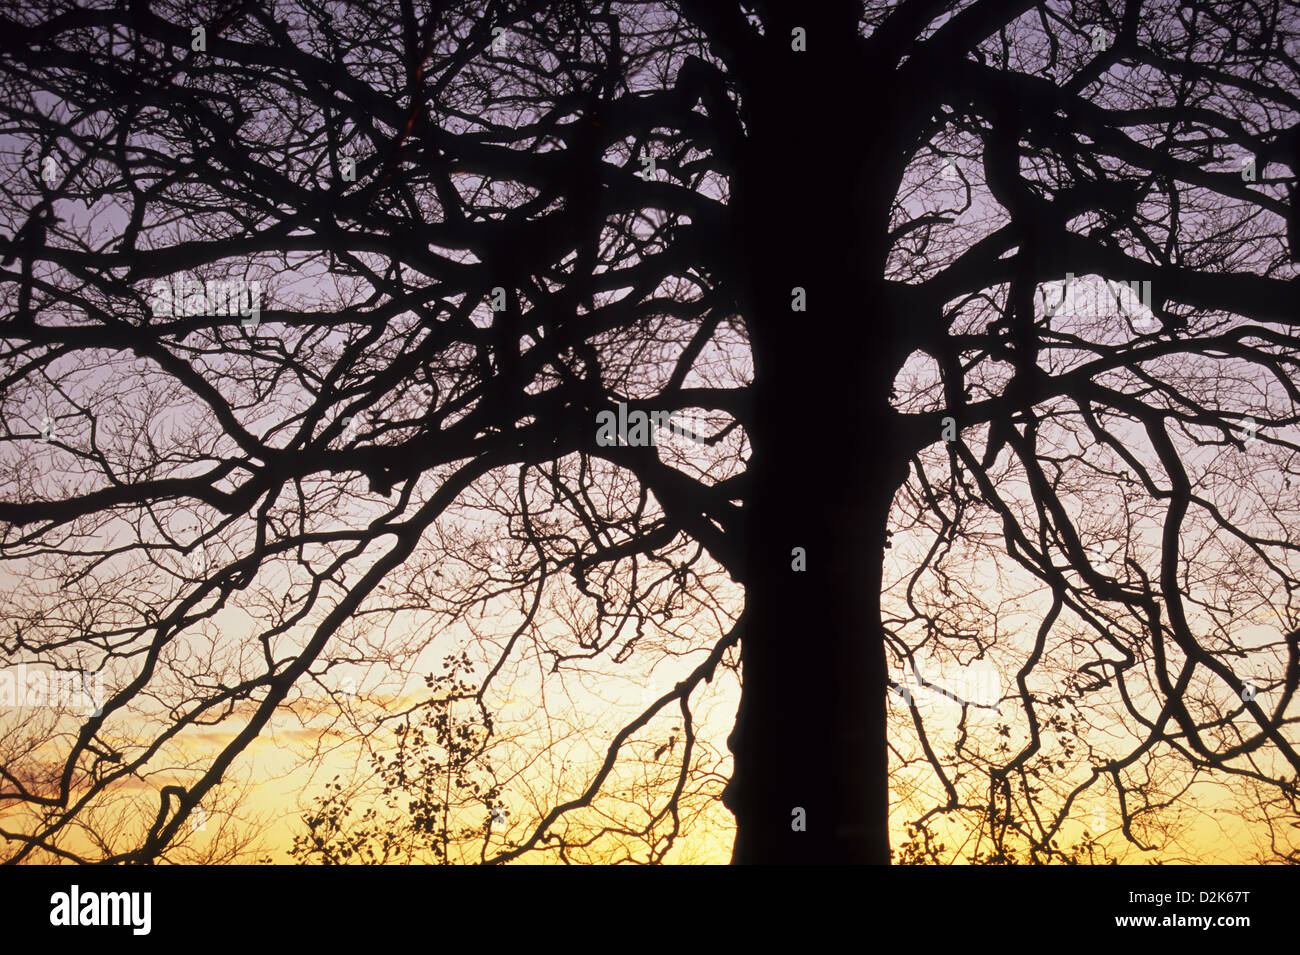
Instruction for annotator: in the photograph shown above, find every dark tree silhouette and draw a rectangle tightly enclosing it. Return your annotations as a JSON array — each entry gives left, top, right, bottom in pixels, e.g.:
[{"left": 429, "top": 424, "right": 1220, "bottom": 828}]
[{"left": 1, "top": 0, "right": 1297, "bottom": 864}]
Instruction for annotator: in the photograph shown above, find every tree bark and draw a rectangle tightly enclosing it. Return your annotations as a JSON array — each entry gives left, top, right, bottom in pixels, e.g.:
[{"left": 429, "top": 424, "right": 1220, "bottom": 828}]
[{"left": 722, "top": 11, "right": 909, "bottom": 863}]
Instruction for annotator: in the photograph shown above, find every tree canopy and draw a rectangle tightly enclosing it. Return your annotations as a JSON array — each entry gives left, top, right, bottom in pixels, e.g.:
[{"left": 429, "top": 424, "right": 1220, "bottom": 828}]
[{"left": 1, "top": 0, "right": 1297, "bottom": 864}]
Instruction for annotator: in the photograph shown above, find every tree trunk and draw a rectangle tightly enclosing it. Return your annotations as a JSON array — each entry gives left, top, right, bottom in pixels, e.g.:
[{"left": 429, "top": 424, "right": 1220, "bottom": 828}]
[{"left": 722, "top": 10, "right": 909, "bottom": 864}]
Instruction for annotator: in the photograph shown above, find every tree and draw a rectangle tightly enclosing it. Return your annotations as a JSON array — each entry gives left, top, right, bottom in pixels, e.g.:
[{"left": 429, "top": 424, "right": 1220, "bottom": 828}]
[{"left": 1, "top": 0, "right": 1297, "bottom": 865}]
